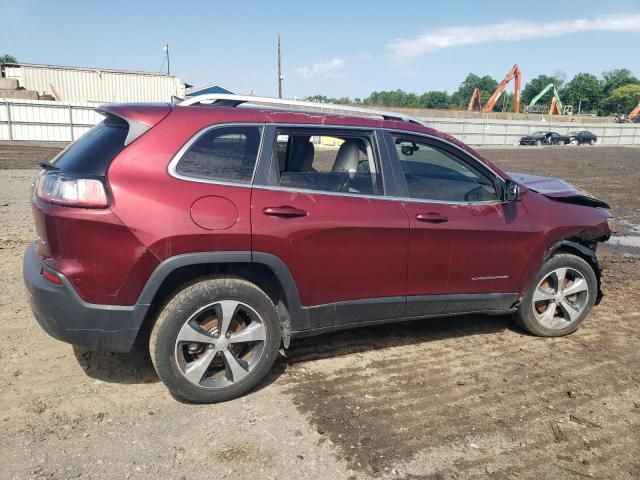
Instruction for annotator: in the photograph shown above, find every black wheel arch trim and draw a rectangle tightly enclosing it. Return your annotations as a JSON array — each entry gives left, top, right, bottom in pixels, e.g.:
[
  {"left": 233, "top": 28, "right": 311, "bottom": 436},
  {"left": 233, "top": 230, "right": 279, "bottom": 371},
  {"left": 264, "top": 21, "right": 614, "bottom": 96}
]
[
  {"left": 546, "top": 240, "right": 603, "bottom": 304},
  {"left": 134, "top": 250, "right": 309, "bottom": 335}
]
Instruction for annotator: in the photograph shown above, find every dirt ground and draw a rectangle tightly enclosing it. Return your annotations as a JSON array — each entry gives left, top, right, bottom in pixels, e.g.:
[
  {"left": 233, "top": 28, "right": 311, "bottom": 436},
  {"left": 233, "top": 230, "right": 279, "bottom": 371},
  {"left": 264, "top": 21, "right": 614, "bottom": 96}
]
[{"left": 1, "top": 144, "right": 638, "bottom": 480}]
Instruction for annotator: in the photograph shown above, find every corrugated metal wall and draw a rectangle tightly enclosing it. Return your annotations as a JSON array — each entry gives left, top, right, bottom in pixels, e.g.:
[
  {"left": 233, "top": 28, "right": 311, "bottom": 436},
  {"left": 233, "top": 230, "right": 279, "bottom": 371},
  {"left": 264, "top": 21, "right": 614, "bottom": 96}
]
[{"left": 4, "top": 65, "right": 185, "bottom": 103}]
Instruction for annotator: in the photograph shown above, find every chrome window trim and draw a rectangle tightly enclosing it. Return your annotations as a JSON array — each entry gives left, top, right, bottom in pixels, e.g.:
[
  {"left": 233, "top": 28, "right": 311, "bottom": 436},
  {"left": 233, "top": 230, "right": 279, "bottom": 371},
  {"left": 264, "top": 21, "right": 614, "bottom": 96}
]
[
  {"left": 167, "top": 122, "right": 506, "bottom": 206},
  {"left": 167, "top": 122, "right": 265, "bottom": 187},
  {"left": 252, "top": 183, "right": 504, "bottom": 206}
]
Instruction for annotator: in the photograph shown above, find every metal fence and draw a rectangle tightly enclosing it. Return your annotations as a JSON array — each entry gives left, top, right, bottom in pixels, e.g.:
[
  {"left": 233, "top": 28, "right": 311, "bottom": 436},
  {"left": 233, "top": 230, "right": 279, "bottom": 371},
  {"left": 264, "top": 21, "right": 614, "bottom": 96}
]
[
  {"left": 2, "top": 98, "right": 640, "bottom": 145},
  {"left": 0, "top": 98, "right": 101, "bottom": 142}
]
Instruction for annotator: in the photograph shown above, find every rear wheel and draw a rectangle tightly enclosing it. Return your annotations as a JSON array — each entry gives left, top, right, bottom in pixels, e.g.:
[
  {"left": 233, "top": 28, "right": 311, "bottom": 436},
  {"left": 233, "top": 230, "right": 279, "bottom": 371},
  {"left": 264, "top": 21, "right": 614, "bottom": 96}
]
[
  {"left": 515, "top": 254, "right": 597, "bottom": 336},
  {"left": 150, "top": 277, "right": 280, "bottom": 403}
]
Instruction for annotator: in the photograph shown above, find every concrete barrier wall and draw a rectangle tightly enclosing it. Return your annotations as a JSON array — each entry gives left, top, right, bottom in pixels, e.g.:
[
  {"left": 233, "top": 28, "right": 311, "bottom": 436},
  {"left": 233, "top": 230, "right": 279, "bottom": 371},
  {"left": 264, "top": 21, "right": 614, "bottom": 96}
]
[
  {"left": 424, "top": 116, "right": 640, "bottom": 145},
  {"left": 2, "top": 98, "right": 639, "bottom": 145}
]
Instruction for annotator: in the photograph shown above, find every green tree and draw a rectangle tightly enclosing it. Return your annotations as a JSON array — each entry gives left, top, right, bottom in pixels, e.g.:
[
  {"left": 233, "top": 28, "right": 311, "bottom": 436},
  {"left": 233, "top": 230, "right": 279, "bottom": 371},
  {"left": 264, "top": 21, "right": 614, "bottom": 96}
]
[
  {"left": 521, "top": 74, "right": 563, "bottom": 107},
  {"left": 450, "top": 73, "right": 498, "bottom": 109},
  {"left": 601, "top": 68, "right": 638, "bottom": 96},
  {"left": 562, "top": 73, "right": 603, "bottom": 113},
  {"left": 0, "top": 54, "right": 17, "bottom": 64},
  {"left": 419, "top": 91, "right": 449, "bottom": 109},
  {"left": 600, "top": 84, "right": 640, "bottom": 114},
  {"left": 364, "top": 89, "right": 420, "bottom": 107}
]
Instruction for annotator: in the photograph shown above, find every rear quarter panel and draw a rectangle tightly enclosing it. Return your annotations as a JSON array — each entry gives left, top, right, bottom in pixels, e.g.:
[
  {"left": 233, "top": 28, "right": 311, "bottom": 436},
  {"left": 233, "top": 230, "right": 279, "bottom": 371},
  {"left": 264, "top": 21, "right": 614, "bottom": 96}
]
[{"left": 105, "top": 108, "right": 262, "bottom": 304}]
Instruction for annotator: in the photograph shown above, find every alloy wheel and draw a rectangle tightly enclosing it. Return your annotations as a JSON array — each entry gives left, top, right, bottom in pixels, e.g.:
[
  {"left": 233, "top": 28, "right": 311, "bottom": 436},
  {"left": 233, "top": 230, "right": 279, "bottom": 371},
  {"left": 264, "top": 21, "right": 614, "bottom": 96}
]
[
  {"left": 174, "top": 300, "right": 267, "bottom": 388},
  {"left": 532, "top": 268, "right": 590, "bottom": 329}
]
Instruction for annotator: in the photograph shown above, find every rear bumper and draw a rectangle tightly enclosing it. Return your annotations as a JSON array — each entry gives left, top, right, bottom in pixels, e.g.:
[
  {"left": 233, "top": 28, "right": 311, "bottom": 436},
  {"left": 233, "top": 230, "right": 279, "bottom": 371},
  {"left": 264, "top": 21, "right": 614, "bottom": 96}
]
[{"left": 23, "top": 242, "right": 144, "bottom": 352}]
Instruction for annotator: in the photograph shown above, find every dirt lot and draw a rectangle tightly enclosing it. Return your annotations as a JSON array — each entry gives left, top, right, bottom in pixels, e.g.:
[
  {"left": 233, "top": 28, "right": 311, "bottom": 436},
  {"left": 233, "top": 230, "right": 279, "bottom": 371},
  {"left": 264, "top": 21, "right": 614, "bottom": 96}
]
[{"left": 1, "top": 144, "right": 638, "bottom": 480}]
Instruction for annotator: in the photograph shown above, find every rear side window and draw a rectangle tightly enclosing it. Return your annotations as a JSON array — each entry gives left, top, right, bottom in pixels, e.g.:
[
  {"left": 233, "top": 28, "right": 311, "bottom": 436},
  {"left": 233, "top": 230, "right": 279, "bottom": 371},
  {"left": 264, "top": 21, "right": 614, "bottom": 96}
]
[
  {"left": 51, "top": 116, "right": 128, "bottom": 175},
  {"left": 176, "top": 126, "right": 262, "bottom": 183},
  {"left": 274, "top": 129, "right": 383, "bottom": 196}
]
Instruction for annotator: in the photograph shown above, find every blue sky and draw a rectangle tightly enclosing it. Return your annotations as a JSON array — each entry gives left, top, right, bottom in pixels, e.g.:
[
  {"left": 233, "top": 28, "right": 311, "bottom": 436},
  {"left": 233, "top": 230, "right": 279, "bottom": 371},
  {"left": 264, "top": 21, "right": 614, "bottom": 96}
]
[{"left": 1, "top": 0, "right": 639, "bottom": 99}]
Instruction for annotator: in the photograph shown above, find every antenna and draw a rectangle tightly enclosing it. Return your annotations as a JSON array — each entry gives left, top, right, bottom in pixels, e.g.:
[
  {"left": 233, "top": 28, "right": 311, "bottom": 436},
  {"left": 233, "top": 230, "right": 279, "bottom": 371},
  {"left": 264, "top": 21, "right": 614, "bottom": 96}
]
[{"left": 277, "top": 34, "right": 283, "bottom": 99}]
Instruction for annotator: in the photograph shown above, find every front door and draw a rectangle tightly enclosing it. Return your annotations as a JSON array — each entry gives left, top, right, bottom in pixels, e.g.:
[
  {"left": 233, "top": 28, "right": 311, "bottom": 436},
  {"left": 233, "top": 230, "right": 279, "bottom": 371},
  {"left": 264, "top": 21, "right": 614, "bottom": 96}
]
[
  {"left": 388, "top": 132, "right": 534, "bottom": 316},
  {"left": 251, "top": 126, "right": 409, "bottom": 330}
]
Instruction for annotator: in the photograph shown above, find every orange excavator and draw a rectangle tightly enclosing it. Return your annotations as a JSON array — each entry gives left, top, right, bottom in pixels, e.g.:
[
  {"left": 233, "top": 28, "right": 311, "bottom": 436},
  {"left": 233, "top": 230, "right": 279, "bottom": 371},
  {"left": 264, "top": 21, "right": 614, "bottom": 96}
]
[
  {"left": 467, "top": 87, "right": 482, "bottom": 111},
  {"left": 630, "top": 103, "right": 640, "bottom": 122},
  {"left": 468, "top": 65, "right": 522, "bottom": 113}
]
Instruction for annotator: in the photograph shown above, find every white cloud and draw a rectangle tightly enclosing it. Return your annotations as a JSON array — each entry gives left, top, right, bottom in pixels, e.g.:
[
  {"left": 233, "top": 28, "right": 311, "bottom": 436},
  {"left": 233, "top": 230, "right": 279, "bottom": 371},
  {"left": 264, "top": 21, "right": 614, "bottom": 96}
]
[
  {"left": 388, "top": 13, "right": 640, "bottom": 62},
  {"left": 355, "top": 52, "right": 372, "bottom": 61},
  {"left": 296, "top": 58, "right": 345, "bottom": 79}
]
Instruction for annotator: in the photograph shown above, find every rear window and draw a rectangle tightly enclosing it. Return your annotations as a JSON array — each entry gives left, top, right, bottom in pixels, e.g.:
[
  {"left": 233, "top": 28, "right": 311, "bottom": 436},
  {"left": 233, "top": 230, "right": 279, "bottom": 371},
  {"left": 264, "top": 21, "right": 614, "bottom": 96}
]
[
  {"left": 175, "top": 126, "right": 262, "bottom": 183},
  {"left": 51, "top": 116, "right": 128, "bottom": 176}
]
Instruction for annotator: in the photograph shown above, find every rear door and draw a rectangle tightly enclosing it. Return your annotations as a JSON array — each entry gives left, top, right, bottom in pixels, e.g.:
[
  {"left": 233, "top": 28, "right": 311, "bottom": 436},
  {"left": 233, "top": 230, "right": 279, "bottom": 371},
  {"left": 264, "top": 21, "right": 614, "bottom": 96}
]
[
  {"left": 251, "top": 126, "right": 409, "bottom": 331},
  {"left": 385, "top": 131, "right": 534, "bottom": 316}
]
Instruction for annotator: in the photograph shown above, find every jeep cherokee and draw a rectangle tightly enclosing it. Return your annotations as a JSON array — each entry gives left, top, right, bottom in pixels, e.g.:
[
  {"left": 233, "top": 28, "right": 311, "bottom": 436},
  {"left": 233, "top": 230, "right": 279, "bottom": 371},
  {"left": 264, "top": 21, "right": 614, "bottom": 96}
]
[{"left": 23, "top": 95, "right": 613, "bottom": 403}]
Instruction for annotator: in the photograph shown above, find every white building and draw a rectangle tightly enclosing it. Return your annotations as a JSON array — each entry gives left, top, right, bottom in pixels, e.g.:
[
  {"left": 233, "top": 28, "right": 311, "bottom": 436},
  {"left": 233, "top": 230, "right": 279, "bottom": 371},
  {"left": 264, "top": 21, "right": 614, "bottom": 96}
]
[{"left": 1, "top": 63, "right": 185, "bottom": 103}]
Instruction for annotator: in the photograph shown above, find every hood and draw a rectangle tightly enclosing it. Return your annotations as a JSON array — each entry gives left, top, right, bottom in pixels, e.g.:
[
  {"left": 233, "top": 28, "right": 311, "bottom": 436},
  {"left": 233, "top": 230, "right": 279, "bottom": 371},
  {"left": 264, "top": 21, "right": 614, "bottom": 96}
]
[{"left": 508, "top": 172, "right": 609, "bottom": 209}]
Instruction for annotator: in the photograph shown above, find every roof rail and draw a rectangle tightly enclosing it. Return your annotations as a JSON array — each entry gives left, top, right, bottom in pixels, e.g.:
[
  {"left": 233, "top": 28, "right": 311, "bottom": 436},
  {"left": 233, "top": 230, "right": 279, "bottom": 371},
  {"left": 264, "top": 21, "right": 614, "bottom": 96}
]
[{"left": 178, "top": 94, "right": 429, "bottom": 127}]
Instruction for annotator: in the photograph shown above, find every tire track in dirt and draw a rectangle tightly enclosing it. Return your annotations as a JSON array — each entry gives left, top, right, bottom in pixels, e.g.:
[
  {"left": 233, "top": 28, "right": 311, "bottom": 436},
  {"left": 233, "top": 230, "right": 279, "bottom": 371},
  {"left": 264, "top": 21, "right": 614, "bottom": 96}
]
[{"left": 282, "top": 272, "right": 639, "bottom": 478}]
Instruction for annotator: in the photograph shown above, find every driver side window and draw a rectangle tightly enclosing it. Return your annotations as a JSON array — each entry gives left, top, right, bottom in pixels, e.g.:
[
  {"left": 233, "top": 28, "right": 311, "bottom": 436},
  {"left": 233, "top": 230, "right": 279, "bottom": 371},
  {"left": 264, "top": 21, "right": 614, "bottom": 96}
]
[{"left": 393, "top": 135, "right": 499, "bottom": 202}]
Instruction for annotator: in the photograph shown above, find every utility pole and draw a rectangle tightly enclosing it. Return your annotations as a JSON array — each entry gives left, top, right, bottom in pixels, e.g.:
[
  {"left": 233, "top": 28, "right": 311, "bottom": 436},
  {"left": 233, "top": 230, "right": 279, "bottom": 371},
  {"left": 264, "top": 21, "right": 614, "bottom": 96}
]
[
  {"left": 277, "top": 34, "right": 283, "bottom": 98},
  {"left": 163, "top": 43, "right": 171, "bottom": 76}
]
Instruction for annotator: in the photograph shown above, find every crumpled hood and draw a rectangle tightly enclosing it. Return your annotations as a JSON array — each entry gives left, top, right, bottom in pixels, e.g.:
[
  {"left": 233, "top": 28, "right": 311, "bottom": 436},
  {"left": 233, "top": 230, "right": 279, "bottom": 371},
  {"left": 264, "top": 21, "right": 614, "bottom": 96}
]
[{"left": 508, "top": 172, "right": 610, "bottom": 209}]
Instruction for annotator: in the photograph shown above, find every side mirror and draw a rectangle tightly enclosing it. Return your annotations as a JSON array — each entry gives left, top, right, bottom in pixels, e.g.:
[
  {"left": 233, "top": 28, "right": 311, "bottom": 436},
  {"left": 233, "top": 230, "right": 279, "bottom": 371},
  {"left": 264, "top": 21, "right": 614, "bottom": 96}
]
[{"left": 503, "top": 180, "right": 520, "bottom": 202}]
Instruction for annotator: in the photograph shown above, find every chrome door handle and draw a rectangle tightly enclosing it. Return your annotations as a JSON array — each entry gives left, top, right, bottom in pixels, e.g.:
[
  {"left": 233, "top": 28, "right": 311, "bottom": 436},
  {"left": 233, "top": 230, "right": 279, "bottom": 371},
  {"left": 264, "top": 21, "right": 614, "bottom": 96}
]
[
  {"left": 416, "top": 213, "right": 449, "bottom": 223},
  {"left": 263, "top": 206, "right": 308, "bottom": 218}
]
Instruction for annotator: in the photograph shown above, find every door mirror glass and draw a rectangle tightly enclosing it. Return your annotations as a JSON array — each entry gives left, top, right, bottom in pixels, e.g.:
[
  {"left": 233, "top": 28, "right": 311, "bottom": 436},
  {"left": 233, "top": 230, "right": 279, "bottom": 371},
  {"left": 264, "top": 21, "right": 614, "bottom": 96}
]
[{"left": 504, "top": 180, "right": 520, "bottom": 202}]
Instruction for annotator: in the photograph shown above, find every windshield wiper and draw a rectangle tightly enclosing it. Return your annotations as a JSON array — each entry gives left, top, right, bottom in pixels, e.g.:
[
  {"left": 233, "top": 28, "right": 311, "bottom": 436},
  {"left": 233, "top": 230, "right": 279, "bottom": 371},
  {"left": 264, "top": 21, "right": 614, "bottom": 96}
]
[{"left": 38, "top": 160, "right": 59, "bottom": 171}]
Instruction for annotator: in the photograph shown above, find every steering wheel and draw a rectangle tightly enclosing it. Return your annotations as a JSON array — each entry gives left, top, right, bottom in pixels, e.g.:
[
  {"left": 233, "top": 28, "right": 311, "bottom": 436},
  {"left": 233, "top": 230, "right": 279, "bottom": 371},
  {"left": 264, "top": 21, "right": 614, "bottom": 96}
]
[{"left": 464, "top": 186, "right": 485, "bottom": 202}]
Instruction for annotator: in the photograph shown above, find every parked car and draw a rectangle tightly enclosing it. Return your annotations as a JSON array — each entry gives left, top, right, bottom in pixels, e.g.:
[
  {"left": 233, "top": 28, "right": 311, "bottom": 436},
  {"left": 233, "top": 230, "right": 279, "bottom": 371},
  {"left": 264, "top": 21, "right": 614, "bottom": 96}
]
[
  {"left": 569, "top": 130, "right": 597, "bottom": 145},
  {"left": 519, "top": 131, "right": 571, "bottom": 146},
  {"left": 24, "top": 95, "right": 613, "bottom": 403}
]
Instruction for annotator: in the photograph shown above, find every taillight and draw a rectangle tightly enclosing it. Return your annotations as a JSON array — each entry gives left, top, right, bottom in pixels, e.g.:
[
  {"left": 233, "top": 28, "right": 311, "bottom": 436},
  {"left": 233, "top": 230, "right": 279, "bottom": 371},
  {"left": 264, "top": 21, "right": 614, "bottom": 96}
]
[{"left": 35, "top": 173, "right": 108, "bottom": 208}]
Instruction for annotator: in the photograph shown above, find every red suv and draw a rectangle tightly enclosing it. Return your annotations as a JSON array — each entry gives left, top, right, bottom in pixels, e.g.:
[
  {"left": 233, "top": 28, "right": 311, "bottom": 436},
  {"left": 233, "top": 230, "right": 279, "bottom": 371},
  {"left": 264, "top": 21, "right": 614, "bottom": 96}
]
[{"left": 24, "top": 95, "right": 612, "bottom": 403}]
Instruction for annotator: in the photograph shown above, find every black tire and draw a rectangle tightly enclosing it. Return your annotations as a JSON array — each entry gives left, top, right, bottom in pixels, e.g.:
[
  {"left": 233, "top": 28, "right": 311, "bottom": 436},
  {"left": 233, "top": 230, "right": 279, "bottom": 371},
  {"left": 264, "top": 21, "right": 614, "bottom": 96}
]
[
  {"left": 589, "top": 138, "right": 595, "bottom": 146},
  {"left": 535, "top": 140, "right": 542, "bottom": 146},
  {"left": 514, "top": 254, "right": 597, "bottom": 337},
  {"left": 150, "top": 276, "right": 280, "bottom": 403}
]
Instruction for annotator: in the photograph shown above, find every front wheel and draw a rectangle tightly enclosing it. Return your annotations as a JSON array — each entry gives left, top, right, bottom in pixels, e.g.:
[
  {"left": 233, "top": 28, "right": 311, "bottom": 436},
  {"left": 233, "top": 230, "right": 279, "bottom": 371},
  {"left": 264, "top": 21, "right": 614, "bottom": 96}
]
[
  {"left": 589, "top": 138, "right": 596, "bottom": 146},
  {"left": 150, "top": 277, "right": 281, "bottom": 403},
  {"left": 514, "top": 254, "right": 597, "bottom": 337},
  {"left": 535, "top": 140, "right": 542, "bottom": 146}
]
